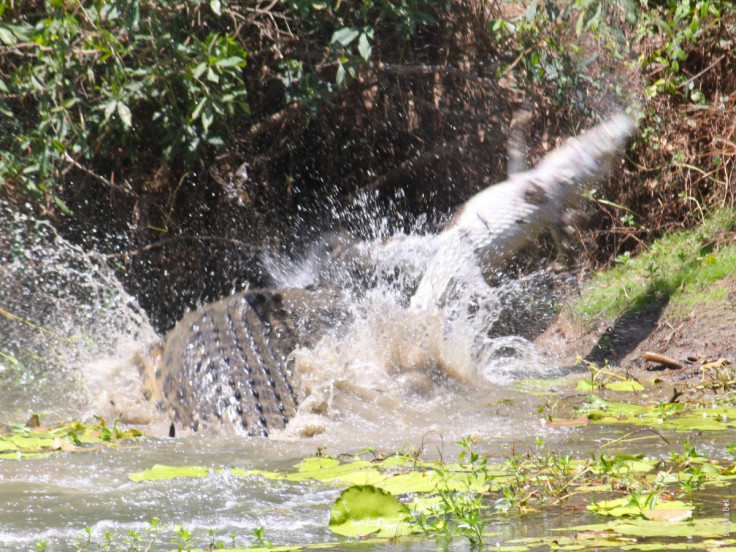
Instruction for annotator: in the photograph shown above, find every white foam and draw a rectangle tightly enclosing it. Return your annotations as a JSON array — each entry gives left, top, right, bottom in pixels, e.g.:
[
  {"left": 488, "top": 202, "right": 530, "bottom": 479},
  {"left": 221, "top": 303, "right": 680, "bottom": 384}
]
[{"left": 0, "top": 201, "right": 160, "bottom": 423}]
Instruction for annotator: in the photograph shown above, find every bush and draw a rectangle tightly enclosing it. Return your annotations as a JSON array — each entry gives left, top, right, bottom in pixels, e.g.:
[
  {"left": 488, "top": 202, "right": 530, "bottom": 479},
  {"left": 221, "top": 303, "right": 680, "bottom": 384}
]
[
  {"left": 0, "top": 0, "right": 248, "bottom": 212},
  {"left": 1, "top": 0, "right": 733, "bottom": 329}
]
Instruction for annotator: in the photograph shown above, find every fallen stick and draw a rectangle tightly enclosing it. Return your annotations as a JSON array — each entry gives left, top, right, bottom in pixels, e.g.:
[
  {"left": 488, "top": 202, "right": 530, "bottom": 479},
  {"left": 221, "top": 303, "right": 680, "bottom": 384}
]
[{"left": 643, "top": 351, "right": 683, "bottom": 370}]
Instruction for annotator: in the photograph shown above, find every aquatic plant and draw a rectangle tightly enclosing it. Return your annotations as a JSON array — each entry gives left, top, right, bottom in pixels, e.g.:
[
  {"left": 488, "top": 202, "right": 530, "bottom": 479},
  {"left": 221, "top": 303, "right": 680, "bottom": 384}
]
[
  {"left": 413, "top": 436, "right": 489, "bottom": 546},
  {"left": 0, "top": 416, "right": 141, "bottom": 459},
  {"left": 24, "top": 427, "right": 736, "bottom": 551}
]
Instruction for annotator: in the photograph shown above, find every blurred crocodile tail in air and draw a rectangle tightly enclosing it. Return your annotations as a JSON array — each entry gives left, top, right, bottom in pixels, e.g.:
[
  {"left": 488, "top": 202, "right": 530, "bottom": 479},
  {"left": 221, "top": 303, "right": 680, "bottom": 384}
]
[{"left": 410, "top": 112, "right": 637, "bottom": 310}]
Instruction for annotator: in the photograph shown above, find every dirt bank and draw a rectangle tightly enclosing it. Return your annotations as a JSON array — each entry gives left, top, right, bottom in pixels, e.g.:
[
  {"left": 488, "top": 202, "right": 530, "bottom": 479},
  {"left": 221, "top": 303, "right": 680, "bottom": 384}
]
[{"left": 536, "top": 275, "right": 736, "bottom": 400}]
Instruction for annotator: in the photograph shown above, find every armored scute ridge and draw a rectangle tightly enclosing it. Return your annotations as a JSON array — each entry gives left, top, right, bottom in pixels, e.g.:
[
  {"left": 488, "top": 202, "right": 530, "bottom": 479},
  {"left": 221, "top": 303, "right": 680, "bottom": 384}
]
[{"left": 143, "top": 288, "right": 346, "bottom": 436}]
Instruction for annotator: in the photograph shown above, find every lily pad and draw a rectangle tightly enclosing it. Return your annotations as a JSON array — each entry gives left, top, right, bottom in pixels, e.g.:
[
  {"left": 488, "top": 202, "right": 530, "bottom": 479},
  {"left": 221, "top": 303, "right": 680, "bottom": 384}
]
[
  {"left": 376, "top": 469, "right": 439, "bottom": 495},
  {"left": 578, "top": 397, "right": 736, "bottom": 432},
  {"left": 511, "top": 378, "right": 568, "bottom": 396},
  {"left": 588, "top": 495, "right": 693, "bottom": 520},
  {"left": 559, "top": 517, "right": 727, "bottom": 538},
  {"left": 576, "top": 378, "right": 645, "bottom": 393},
  {"left": 129, "top": 464, "right": 213, "bottom": 482},
  {"left": 328, "top": 484, "right": 416, "bottom": 537},
  {"left": 283, "top": 457, "right": 384, "bottom": 484},
  {"left": 129, "top": 455, "right": 441, "bottom": 490},
  {"left": 620, "top": 540, "right": 736, "bottom": 551},
  {"left": 604, "top": 380, "right": 645, "bottom": 392}
]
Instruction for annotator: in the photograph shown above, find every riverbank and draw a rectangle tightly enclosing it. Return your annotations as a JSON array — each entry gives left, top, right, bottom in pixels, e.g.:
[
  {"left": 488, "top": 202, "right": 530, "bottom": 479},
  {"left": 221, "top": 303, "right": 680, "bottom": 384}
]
[{"left": 536, "top": 208, "right": 736, "bottom": 405}]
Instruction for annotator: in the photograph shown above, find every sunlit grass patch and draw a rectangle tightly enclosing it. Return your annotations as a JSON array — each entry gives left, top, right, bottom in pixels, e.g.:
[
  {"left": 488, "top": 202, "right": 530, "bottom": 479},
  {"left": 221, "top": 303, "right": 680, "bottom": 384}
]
[
  {"left": 574, "top": 209, "right": 736, "bottom": 324},
  {"left": 509, "top": 377, "right": 571, "bottom": 396}
]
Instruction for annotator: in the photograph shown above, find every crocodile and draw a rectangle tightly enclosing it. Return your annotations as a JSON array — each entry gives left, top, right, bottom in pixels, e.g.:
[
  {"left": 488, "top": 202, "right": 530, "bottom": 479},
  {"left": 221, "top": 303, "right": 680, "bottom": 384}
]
[
  {"left": 410, "top": 112, "right": 636, "bottom": 310},
  {"left": 144, "top": 112, "right": 636, "bottom": 436},
  {"left": 141, "top": 287, "right": 347, "bottom": 436}
]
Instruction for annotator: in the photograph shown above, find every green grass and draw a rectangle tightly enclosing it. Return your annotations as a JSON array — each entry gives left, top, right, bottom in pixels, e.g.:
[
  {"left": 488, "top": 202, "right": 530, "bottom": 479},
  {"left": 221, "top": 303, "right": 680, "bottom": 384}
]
[{"left": 574, "top": 208, "right": 736, "bottom": 324}]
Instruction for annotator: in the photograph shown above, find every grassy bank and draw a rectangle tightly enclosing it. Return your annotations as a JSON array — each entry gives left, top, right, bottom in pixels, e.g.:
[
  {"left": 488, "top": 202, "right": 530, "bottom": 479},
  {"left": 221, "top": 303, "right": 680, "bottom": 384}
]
[{"left": 574, "top": 208, "right": 736, "bottom": 326}]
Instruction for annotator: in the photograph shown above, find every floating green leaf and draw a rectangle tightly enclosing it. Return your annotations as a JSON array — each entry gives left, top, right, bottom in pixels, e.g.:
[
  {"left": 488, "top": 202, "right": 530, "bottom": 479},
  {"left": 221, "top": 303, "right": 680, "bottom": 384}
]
[
  {"left": 604, "top": 380, "right": 645, "bottom": 392},
  {"left": 576, "top": 378, "right": 645, "bottom": 392},
  {"left": 576, "top": 379, "right": 595, "bottom": 392},
  {"left": 510, "top": 378, "right": 568, "bottom": 396},
  {"left": 328, "top": 485, "right": 416, "bottom": 538},
  {"left": 578, "top": 397, "right": 736, "bottom": 432},
  {"left": 377, "top": 469, "right": 440, "bottom": 495},
  {"left": 282, "top": 457, "right": 384, "bottom": 484},
  {"left": 129, "top": 464, "right": 212, "bottom": 482},
  {"left": 0, "top": 419, "right": 141, "bottom": 460},
  {"left": 588, "top": 495, "right": 693, "bottom": 520},
  {"left": 560, "top": 517, "right": 728, "bottom": 539}
]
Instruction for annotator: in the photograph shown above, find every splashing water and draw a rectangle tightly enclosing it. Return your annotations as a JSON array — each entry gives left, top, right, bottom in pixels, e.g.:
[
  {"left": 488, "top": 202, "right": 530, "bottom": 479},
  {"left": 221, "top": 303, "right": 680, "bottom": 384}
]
[
  {"left": 260, "top": 193, "right": 566, "bottom": 442},
  {"left": 0, "top": 201, "right": 160, "bottom": 424},
  {"left": 1, "top": 187, "right": 566, "bottom": 442},
  {"left": 254, "top": 109, "right": 638, "bottom": 441}
]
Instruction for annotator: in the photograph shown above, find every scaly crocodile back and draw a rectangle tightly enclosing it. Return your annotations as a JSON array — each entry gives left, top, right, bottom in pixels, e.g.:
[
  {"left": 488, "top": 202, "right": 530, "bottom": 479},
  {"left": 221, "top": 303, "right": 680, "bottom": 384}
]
[{"left": 142, "top": 287, "right": 346, "bottom": 435}]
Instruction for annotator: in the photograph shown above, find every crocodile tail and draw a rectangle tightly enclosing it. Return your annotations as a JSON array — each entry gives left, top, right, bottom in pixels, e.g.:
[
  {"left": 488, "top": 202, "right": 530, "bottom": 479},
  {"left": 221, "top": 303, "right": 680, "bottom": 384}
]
[
  {"left": 533, "top": 112, "right": 637, "bottom": 189},
  {"left": 409, "top": 112, "right": 637, "bottom": 312}
]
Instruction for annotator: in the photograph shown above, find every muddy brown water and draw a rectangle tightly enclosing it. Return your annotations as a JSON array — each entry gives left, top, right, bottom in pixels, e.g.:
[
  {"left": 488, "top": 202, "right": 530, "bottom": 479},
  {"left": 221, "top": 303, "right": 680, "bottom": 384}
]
[
  {"left": 2, "top": 361, "right": 735, "bottom": 552},
  {"left": 1, "top": 204, "right": 734, "bottom": 551}
]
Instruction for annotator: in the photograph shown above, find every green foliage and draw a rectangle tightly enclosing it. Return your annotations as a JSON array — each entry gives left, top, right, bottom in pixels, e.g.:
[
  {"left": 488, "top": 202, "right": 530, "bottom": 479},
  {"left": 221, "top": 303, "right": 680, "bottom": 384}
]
[
  {"left": 574, "top": 394, "right": 736, "bottom": 431},
  {"left": 494, "top": 437, "right": 580, "bottom": 514},
  {"left": 588, "top": 493, "right": 693, "bottom": 520},
  {"left": 0, "top": 0, "right": 248, "bottom": 207},
  {"left": 29, "top": 431, "right": 736, "bottom": 551},
  {"left": 488, "top": 0, "right": 635, "bottom": 112},
  {"left": 634, "top": 0, "right": 729, "bottom": 101},
  {"left": 576, "top": 358, "right": 645, "bottom": 392},
  {"left": 0, "top": 0, "right": 447, "bottom": 211},
  {"left": 67, "top": 517, "right": 165, "bottom": 552},
  {"left": 329, "top": 484, "right": 415, "bottom": 538},
  {"left": 487, "top": 0, "right": 734, "bottom": 112},
  {"left": 326, "top": 0, "right": 438, "bottom": 88},
  {"left": 416, "top": 436, "right": 488, "bottom": 546},
  {"left": 2, "top": 0, "right": 729, "bottom": 222},
  {"left": 0, "top": 416, "right": 141, "bottom": 459},
  {"left": 573, "top": 209, "right": 736, "bottom": 323},
  {"left": 251, "top": 526, "right": 272, "bottom": 548}
]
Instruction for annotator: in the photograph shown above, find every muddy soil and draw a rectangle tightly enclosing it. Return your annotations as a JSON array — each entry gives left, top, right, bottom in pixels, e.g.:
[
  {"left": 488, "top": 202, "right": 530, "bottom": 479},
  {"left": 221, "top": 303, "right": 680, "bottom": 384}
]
[{"left": 536, "top": 276, "right": 736, "bottom": 401}]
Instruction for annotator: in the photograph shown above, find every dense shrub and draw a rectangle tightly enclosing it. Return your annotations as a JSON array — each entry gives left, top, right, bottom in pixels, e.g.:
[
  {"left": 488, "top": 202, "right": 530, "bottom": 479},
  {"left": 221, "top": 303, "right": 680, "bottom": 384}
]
[
  {"left": 0, "top": 0, "right": 248, "bottom": 211},
  {"left": 0, "top": 0, "right": 733, "bottom": 329}
]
